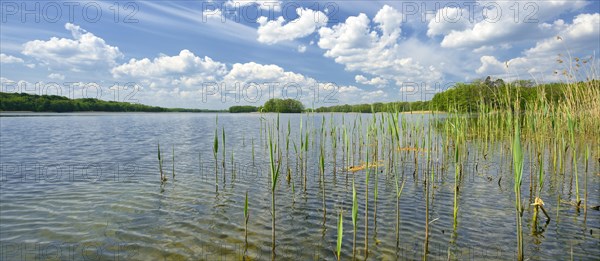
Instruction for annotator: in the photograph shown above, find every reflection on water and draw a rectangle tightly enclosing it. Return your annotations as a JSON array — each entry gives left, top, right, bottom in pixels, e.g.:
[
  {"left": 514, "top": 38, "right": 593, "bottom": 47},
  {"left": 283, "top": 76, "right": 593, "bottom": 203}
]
[{"left": 0, "top": 113, "right": 598, "bottom": 260}]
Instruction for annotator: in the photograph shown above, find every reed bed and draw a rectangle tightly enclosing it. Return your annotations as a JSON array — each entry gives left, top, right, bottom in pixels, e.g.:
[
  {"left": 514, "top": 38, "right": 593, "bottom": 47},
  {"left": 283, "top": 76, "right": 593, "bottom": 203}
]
[{"left": 155, "top": 68, "right": 598, "bottom": 260}]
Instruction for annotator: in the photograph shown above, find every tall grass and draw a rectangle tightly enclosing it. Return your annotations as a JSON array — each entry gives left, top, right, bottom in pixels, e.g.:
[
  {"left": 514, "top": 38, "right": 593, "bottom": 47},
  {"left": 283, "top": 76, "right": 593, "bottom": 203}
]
[
  {"left": 244, "top": 191, "right": 249, "bottom": 258},
  {"left": 268, "top": 121, "right": 282, "bottom": 259},
  {"left": 336, "top": 210, "right": 343, "bottom": 261},
  {"left": 213, "top": 118, "right": 219, "bottom": 190},
  {"left": 567, "top": 115, "right": 580, "bottom": 206},
  {"left": 320, "top": 136, "right": 326, "bottom": 224},
  {"left": 352, "top": 179, "right": 358, "bottom": 260},
  {"left": 364, "top": 122, "right": 371, "bottom": 259},
  {"left": 222, "top": 127, "right": 226, "bottom": 183},
  {"left": 513, "top": 117, "right": 524, "bottom": 261},
  {"left": 584, "top": 145, "right": 589, "bottom": 221},
  {"left": 158, "top": 142, "right": 166, "bottom": 183},
  {"left": 395, "top": 171, "right": 405, "bottom": 245}
]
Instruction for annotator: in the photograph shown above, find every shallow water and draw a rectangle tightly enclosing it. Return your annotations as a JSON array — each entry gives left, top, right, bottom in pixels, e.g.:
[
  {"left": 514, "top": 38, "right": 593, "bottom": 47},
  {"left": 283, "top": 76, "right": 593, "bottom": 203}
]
[{"left": 1, "top": 112, "right": 598, "bottom": 260}]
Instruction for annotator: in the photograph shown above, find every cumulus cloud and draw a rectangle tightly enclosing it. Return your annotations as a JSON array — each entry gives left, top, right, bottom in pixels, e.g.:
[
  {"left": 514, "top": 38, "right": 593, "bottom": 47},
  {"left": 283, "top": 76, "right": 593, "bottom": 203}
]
[
  {"left": 373, "top": 4, "right": 403, "bottom": 38},
  {"left": 21, "top": 23, "right": 123, "bottom": 70},
  {"left": 108, "top": 50, "right": 350, "bottom": 107},
  {"left": 476, "top": 13, "right": 599, "bottom": 81},
  {"left": 524, "top": 13, "right": 599, "bottom": 56},
  {"left": 224, "top": 62, "right": 308, "bottom": 83},
  {"left": 112, "top": 49, "right": 228, "bottom": 87},
  {"left": 257, "top": 8, "right": 328, "bottom": 44},
  {"left": 336, "top": 85, "right": 388, "bottom": 103},
  {"left": 427, "top": 7, "right": 471, "bottom": 37},
  {"left": 436, "top": 1, "right": 587, "bottom": 48},
  {"left": 318, "top": 5, "right": 443, "bottom": 88},
  {"left": 0, "top": 53, "right": 24, "bottom": 64},
  {"left": 355, "top": 75, "right": 388, "bottom": 87},
  {"left": 476, "top": 56, "right": 506, "bottom": 74}
]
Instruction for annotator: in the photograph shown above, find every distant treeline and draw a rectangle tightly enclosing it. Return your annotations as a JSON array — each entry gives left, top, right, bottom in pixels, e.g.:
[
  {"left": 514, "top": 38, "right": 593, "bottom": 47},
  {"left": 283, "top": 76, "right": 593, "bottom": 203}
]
[
  {"left": 431, "top": 78, "right": 600, "bottom": 112},
  {"left": 314, "top": 78, "right": 599, "bottom": 113},
  {"left": 229, "top": 105, "right": 258, "bottom": 113},
  {"left": 6, "top": 79, "right": 594, "bottom": 113},
  {"left": 315, "top": 101, "right": 431, "bottom": 113},
  {"left": 0, "top": 92, "right": 224, "bottom": 112},
  {"left": 229, "top": 98, "right": 304, "bottom": 113}
]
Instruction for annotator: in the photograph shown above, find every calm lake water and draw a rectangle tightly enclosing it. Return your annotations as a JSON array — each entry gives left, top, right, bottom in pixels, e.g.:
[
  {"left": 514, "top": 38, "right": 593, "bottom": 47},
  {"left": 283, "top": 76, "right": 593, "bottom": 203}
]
[{"left": 0, "top": 112, "right": 598, "bottom": 260}]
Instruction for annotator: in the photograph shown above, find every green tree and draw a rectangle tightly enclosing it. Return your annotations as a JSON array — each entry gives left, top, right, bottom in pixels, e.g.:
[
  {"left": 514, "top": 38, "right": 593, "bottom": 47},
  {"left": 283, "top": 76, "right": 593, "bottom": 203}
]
[{"left": 262, "top": 98, "right": 304, "bottom": 113}]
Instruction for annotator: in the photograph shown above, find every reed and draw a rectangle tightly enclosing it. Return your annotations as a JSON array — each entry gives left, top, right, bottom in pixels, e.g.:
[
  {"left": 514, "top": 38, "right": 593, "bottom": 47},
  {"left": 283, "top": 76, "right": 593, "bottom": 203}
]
[
  {"left": 231, "top": 150, "right": 235, "bottom": 178},
  {"left": 213, "top": 118, "right": 219, "bottom": 189},
  {"left": 222, "top": 127, "right": 226, "bottom": 183},
  {"left": 286, "top": 120, "right": 291, "bottom": 182},
  {"left": 567, "top": 115, "right": 580, "bottom": 206},
  {"left": 331, "top": 115, "right": 338, "bottom": 177},
  {"left": 320, "top": 143, "right": 326, "bottom": 223},
  {"left": 352, "top": 179, "right": 358, "bottom": 260},
  {"left": 424, "top": 164, "right": 429, "bottom": 261},
  {"left": 373, "top": 144, "right": 379, "bottom": 234},
  {"left": 268, "top": 121, "right": 282, "bottom": 259},
  {"left": 244, "top": 191, "right": 249, "bottom": 258},
  {"left": 336, "top": 210, "right": 343, "bottom": 261},
  {"left": 364, "top": 124, "right": 370, "bottom": 259},
  {"left": 452, "top": 116, "right": 461, "bottom": 231},
  {"left": 584, "top": 145, "right": 589, "bottom": 221},
  {"left": 513, "top": 117, "right": 524, "bottom": 261},
  {"left": 158, "top": 142, "right": 166, "bottom": 183},
  {"left": 395, "top": 171, "right": 405, "bottom": 245}
]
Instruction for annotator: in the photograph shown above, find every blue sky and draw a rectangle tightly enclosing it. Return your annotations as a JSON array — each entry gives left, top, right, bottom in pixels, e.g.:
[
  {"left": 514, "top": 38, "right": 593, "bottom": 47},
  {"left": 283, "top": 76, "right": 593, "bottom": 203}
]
[{"left": 1, "top": 0, "right": 599, "bottom": 109}]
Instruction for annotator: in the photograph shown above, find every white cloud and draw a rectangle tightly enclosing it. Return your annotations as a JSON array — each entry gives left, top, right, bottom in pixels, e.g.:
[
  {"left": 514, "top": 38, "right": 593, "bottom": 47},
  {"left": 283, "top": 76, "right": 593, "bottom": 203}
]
[
  {"left": 297, "top": 45, "right": 307, "bottom": 53},
  {"left": 373, "top": 4, "right": 403, "bottom": 38},
  {"left": 21, "top": 23, "right": 123, "bottom": 70},
  {"left": 427, "top": 7, "right": 470, "bottom": 37},
  {"left": 318, "top": 5, "right": 443, "bottom": 88},
  {"left": 524, "top": 13, "right": 599, "bottom": 56},
  {"left": 257, "top": 8, "right": 328, "bottom": 44},
  {"left": 109, "top": 50, "right": 362, "bottom": 107},
  {"left": 111, "top": 49, "right": 228, "bottom": 87},
  {"left": 202, "top": 8, "right": 223, "bottom": 21},
  {"left": 336, "top": 85, "right": 388, "bottom": 103},
  {"left": 476, "top": 56, "right": 506, "bottom": 74},
  {"left": 221, "top": 62, "right": 360, "bottom": 107},
  {"left": 476, "top": 13, "right": 599, "bottom": 81},
  {"left": 438, "top": 1, "right": 587, "bottom": 48},
  {"left": 0, "top": 53, "right": 24, "bottom": 64},
  {"left": 224, "top": 62, "right": 309, "bottom": 84},
  {"left": 48, "top": 73, "right": 65, "bottom": 80},
  {"left": 355, "top": 74, "right": 388, "bottom": 87}
]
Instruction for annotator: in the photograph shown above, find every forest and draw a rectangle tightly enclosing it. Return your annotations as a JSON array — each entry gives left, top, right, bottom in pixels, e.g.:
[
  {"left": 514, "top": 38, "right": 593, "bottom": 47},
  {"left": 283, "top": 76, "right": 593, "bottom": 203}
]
[
  {"left": 0, "top": 92, "right": 223, "bottom": 112},
  {"left": 315, "top": 78, "right": 598, "bottom": 113}
]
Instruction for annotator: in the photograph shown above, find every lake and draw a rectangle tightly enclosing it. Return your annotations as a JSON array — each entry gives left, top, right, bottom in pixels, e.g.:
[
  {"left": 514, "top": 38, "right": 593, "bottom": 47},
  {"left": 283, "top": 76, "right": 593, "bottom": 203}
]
[{"left": 0, "top": 112, "right": 598, "bottom": 260}]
